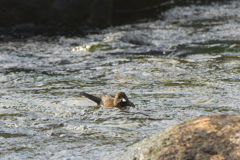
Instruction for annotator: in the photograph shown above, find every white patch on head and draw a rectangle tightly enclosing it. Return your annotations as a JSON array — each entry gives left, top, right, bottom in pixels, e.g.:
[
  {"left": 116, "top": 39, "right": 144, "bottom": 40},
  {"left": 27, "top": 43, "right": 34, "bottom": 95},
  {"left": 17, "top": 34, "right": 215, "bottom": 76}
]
[{"left": 122, "top": 98, "right": 126, "bottom": 102}]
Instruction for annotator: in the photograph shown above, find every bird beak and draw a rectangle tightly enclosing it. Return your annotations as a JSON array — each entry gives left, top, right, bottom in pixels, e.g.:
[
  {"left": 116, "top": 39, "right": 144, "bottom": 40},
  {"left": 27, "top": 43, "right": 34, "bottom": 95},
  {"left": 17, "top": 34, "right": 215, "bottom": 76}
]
[
  {"left": 127, "top": 101, "right": 135, "bottom": 107},
  {"left": 122, "top": 98, "right": 126, "bottom": 102}
]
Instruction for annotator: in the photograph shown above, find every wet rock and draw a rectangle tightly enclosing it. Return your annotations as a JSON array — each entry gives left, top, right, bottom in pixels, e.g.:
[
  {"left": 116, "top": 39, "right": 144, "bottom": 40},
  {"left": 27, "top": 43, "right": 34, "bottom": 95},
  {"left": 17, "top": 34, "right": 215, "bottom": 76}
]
[
  {"left": 73, "top": 32, "right": 155, "bottom": 53},
  {"left": 122, "top": 114, "right": 240, "bottom": 160},
  {"left": 58, "top": 60, "right": 71, "bottom": 65},
  {"left": 117, "top": 33, "right": 152, "bottom": 46}
]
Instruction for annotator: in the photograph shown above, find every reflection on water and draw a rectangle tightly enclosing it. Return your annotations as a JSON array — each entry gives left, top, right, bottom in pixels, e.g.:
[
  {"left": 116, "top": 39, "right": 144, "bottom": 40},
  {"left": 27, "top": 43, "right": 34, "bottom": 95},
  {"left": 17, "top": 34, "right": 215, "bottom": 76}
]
[{"left": 1, "top": 1, "right": 240, "bottom": 159}]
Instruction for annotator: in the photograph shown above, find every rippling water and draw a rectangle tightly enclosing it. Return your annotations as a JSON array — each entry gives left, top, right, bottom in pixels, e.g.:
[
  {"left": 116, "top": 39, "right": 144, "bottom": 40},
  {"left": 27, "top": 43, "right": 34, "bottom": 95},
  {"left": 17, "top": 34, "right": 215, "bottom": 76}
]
[{"left": 1, "top": 1, "right": 240, "bottom": 159}]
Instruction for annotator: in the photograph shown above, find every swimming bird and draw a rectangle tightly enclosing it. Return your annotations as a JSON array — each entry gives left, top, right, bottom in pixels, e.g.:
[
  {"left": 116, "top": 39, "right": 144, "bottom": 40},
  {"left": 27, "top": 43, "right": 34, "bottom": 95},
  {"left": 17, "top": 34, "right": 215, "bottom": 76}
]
[{"left": 80, "top": 92, "right": 135, "bottom": 108}]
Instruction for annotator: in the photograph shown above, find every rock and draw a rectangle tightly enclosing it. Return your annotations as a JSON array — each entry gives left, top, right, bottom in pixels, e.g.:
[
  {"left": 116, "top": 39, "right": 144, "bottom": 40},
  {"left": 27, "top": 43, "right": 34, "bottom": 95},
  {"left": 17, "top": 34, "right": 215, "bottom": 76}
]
[{"left": 122, "top": 114, "right": 240, "bottom": 160}]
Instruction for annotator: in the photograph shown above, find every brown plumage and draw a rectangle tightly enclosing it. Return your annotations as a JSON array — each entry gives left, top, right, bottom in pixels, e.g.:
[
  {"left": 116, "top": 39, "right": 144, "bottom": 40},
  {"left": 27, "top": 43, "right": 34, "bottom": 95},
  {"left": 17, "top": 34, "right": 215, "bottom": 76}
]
[{"left": 80, "top": 92, "right": 135, "bottom": 108}]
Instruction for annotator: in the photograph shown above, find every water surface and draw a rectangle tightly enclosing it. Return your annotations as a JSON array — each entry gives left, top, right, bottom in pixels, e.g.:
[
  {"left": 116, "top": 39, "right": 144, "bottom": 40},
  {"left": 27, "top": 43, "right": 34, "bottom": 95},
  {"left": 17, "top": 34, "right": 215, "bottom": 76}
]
[{"left": 1, "top": 1, "right": 240, "bottom": 159}]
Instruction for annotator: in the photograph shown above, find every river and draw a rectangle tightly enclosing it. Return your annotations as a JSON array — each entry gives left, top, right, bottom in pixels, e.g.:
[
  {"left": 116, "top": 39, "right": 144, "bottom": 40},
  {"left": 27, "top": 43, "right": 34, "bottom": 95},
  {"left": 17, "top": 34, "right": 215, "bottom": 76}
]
[{"left": 0, "top": 1, "right": 240, "bottom": 159}]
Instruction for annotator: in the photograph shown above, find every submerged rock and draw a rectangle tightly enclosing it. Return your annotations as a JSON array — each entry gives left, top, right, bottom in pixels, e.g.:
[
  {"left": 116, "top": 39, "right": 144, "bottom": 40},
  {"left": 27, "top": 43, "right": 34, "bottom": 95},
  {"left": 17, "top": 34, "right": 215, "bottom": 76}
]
[{"left": 122, "top": 114, "right": 240, "bottom": 160}]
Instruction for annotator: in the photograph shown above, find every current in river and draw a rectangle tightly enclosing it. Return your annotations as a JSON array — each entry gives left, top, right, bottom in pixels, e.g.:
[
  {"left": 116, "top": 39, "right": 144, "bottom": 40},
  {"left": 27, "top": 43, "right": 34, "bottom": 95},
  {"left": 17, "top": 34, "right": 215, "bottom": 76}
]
[{"left": 1, "top": 1, "right": 240, "bottom": 159}]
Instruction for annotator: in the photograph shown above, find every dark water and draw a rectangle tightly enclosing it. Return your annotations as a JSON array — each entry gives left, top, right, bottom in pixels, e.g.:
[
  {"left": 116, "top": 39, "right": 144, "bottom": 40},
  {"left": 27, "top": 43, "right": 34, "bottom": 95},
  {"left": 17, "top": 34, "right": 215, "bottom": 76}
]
[{"left": 1, "top": 1, "right": 240, "bottom": 159}]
